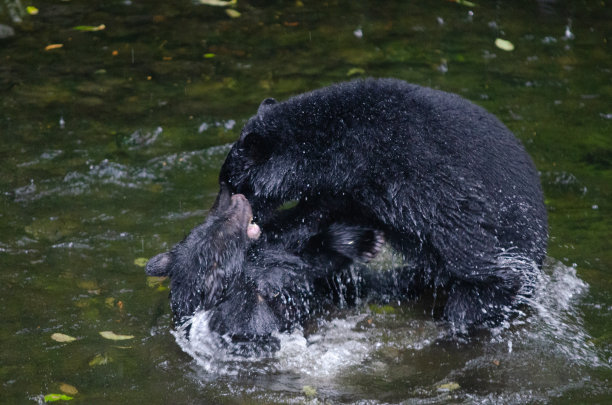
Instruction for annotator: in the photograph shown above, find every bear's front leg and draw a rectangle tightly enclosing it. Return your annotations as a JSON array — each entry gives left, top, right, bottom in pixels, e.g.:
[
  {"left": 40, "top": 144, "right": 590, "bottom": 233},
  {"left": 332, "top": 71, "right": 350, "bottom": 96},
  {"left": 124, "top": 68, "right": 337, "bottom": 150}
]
[{"left": 443, "top": 281, "right": 516, "bottom": 329}]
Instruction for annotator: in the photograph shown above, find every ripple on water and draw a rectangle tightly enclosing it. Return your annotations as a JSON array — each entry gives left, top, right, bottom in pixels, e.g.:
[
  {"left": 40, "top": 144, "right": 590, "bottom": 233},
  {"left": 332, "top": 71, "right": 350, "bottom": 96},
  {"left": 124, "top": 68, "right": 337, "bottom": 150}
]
[{"left": 13, "top": 144, "right": 233, "bottom": 202}]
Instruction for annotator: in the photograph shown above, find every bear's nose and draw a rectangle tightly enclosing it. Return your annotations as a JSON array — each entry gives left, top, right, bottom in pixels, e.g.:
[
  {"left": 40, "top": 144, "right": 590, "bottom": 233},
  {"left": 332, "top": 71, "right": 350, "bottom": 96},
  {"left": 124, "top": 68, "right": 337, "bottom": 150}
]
[
  {"left": 229, "top": 193, "right": 251, "bottom": 212},
  {"left": 231, "top": 194, "right": 248, "bottom": 203}
]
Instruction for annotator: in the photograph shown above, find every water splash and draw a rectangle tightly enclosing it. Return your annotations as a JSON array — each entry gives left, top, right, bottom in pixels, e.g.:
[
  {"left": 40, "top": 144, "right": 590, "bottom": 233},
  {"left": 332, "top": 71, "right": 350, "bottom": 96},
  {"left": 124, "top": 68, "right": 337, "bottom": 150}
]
[
  {"left": 275, "top": 316, "right": 374, "bottom": 377},
  {"left": 171, "top": 258, "right": 606, "bottom": 403},
  {"left": 521, "top": 260, "right": 599, "bottom": 367}
]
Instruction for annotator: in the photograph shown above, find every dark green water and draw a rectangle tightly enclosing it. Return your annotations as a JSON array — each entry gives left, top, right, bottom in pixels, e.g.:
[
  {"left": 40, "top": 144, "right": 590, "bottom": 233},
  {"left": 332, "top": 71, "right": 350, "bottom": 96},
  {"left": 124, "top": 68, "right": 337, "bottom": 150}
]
[{"left": 1, "top": 0, "right": 610, "bottom": 403}]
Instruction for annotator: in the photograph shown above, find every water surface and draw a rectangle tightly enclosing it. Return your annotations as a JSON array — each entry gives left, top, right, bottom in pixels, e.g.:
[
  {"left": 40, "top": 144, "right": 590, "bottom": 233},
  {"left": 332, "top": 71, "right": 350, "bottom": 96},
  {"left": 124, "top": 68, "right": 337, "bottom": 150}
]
[{"left": 1, "top": 0, "right": 610, "bottom": 403}]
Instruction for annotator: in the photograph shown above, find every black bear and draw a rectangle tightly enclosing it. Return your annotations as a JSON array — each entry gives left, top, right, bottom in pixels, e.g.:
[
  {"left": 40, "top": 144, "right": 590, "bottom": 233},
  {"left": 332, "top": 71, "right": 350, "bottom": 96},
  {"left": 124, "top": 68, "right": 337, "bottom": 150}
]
[
  {"left": 146, "top": 184, "right": 384, "bottom": 353},
  {"left": 219, "top": 78, "right": 548, "bottom": 327}
]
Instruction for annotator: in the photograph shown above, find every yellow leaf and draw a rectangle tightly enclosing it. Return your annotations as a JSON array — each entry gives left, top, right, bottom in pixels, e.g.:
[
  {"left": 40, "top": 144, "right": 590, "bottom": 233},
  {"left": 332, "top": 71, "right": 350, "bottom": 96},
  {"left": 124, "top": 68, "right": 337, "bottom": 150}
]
[
  {"left": 199, "top": 0, "right": 236, "bottom": 6},
  {"left": 45, "top": 44, "right": 64, "bottom": 51},
  {"left": 59, "top": 383, "right": 78, "bottom": 395},
  {"left": 99, "top": 331, "right": 134, "bottom": 340},
  {"left": 147, "top": 276, "right": 167, "bottom": 288},
  {"left": 495, "top": 38, "right": 515, "bottom": 52},
  {"left": 89, "top": 353, "right": 112, "bottom": 366},
  {"left": 27, "top": 6, "right": 39, "bottom": 15},
  {"left": 51, "top": 333, "right": 77, "bottom": 343},
  {"left": 133, "top": 257, "right": 148, "bottom": 267},
  {"left": 302, "top": 385, "right": 317, "bottom": 397},
  {"left": 73, "top": 24, "right": 106, "bottom": 32},
  {"left": 452, "top": 0, "right": 477, "bottom": 6},
  {"left": 347, "top": 67, "right": 366, "bottom": 77},
  {"left": 437, "top": 382, "right": 460, "bottom": 391},
  {"left": 104, "top": 297, "right": 115, "bottom": 308},
  {"left": 225, "top": 9, "right": 241, "bottom": 18}
]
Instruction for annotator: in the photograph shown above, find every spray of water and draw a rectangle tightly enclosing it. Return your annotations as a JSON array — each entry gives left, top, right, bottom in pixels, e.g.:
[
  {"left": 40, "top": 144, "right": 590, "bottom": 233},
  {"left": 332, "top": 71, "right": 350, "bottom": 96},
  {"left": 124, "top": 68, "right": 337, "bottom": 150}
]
[{"left": 174, "top": 258, "right": 605, "bottom": 392}]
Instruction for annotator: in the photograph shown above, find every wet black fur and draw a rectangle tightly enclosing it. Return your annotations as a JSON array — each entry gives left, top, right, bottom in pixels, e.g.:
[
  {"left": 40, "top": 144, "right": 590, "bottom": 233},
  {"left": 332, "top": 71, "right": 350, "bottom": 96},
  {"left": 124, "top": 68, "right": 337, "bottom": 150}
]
[
  {"left": 146, "top": 184, "right": 384, "bottom": 352},
  {"left": 219, "top": 78, "right": 548, "bottom": 327}
]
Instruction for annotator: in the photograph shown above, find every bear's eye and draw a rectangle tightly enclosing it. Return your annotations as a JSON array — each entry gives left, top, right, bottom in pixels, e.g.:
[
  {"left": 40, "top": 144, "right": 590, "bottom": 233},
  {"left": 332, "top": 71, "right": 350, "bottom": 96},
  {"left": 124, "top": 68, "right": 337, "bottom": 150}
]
[{"left": 241, "top": 132, "right": 272, "bottom": 162}]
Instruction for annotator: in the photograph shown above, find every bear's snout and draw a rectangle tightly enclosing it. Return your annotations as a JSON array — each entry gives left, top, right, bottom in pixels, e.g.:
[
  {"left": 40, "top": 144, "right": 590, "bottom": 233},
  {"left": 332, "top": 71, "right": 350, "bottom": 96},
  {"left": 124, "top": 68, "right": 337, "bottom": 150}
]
[{"left": 229, "top": 194, "right": 261, "bottom": 240}]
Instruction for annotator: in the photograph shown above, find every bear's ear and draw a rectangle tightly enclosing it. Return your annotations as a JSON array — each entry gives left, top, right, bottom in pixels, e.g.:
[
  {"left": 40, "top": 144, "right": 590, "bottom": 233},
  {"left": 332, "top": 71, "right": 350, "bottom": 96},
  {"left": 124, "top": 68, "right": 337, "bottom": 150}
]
[
  {"left": 145, "top": 252, "right": 172, "bottom": 276},
  {"left": 212, "top": 182, "right": 232, "bottom": 212},
  {"left": 257, "top": 98, "right": 277, "bottom": 115}
]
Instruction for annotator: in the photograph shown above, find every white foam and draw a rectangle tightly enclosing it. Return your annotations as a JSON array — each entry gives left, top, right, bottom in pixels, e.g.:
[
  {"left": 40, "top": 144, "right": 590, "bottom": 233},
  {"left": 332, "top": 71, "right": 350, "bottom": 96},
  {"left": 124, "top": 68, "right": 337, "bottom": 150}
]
[
  {"left": 275, "top": 316, "right": 373, "bottom": 377},
  {"left": 173, "top": 311, "right": 378, "bottom": 377}
]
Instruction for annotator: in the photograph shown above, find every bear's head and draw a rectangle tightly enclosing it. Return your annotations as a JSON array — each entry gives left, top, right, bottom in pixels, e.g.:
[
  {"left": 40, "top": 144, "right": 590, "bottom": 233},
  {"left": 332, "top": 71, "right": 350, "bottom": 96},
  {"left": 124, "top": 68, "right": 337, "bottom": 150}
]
[
  {"left": 145, "top": 183, "right": 261, "bottom": 324},
  {"left": 219, "top": 97, "right": 335, "bottom": 220}
]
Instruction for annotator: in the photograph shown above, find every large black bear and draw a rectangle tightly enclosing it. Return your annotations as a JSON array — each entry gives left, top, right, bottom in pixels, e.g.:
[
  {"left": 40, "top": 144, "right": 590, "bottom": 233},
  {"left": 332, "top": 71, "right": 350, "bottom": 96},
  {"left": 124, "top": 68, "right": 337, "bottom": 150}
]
[
  {"left": 146, "top": 184, "right": 384, "bottom": 353},
  {"left": 219, "top": 78, "right": 548, "bottom": 327}
]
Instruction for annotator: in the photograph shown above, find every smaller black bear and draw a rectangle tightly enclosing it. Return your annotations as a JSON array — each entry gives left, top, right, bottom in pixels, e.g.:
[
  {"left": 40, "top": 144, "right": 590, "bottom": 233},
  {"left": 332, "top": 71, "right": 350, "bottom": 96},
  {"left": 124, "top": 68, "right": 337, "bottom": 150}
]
[
  {"left": 146, "top": 184, "right": 384, "bottom": 353},
  {"left": 220, "top": 78, "right": 548, "bottom": 327}
]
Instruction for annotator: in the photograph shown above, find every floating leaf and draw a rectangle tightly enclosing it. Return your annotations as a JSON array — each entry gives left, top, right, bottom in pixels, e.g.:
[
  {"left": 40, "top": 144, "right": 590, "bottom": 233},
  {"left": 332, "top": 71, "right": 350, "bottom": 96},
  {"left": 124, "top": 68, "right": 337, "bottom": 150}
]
[
  {"left": 302, "top": 385, "right": 317, "bottom": 397},
  {"left": 74, "top": 299, "right": 91, "bottom": 309},
  {"left": 51, "top": 333, "right": 77, "bottom": 343},
  {"left": 45, "top": 44, "right": 63, "bottom": 51},
  {"left": 437, "top": 382, "right": 460, "bottom": 391},
  {"left": 495, "top": 38, "right": 514, "bottom": 51},
  {"left": 104, "top": 297, "right": 115, "bottom": 308},
  {"left": 347, "top": 67, "right": 366, "bottom": 77},
  {"left": 73, "top": 24, "right": 106, "bottom": 32},
  {"left": 225, "top": 9, "right": 241, "bottom": 18},
  {"left": 147, "top": 276, "right": 167, "bottom": 288},
  {"left": 89, "top": 353, "right": 112, "bottom": 366},
  {"left": 26, "top": 6, "right": 39, "bottom": 15},
  {"left": 451, "top": 0, "right": 477, "bottom": 6},
  {"left": 369, "top": 304, "right": 396, "bottom": 314},
  {"left": 199, "top": 0, "right": 236, "bottom": 6},
  {"left": 59, "top": 383, "right": 78, "bottom": 395},
  {"left": 44, "top": 394, "right": 73, "bottom": 402},
  {"left": 133, "top": 257, "right": 148, "bottom": 267},
  {"left": 99, "top": 331, "right": 134, "bottom": 341}
]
